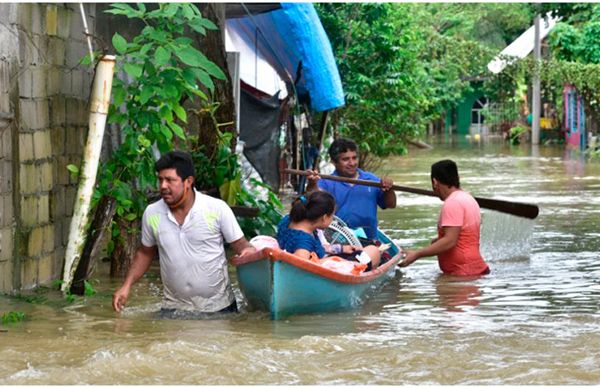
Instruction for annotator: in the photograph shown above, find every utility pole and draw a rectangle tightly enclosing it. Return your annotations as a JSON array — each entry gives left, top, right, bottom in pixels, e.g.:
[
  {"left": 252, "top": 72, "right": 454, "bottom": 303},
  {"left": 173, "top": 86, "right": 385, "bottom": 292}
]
[{"left": 531, "top": 14, "right": 541, "bottom": 146}]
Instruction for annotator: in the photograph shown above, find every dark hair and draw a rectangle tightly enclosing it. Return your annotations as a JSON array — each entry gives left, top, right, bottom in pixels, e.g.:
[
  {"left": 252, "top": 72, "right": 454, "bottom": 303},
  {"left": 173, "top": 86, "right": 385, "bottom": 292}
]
[
  {"left": 329, "top": 137, "right": 358, "bottom": 162},
  {"left": 431, "top": 159, "right": 460, "bottom": 188},
  {"left": 289, "top": 191, "right": 335, "bottom": 223},
  {"left": 155, "top": 150, "right": 195, "bottom": 180}
]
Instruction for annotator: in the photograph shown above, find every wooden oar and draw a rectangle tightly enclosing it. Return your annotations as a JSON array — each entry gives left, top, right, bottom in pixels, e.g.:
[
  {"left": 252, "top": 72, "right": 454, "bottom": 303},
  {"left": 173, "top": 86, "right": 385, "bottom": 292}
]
[{"left": 285, "top": 168, "right": 539, "bottom": 220}]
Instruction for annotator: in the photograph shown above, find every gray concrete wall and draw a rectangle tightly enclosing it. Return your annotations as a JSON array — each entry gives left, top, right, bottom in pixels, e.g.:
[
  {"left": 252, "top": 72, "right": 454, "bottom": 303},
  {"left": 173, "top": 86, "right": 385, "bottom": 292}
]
[{"left": 0, "top": 3, "right": 95, "bottom": 292}]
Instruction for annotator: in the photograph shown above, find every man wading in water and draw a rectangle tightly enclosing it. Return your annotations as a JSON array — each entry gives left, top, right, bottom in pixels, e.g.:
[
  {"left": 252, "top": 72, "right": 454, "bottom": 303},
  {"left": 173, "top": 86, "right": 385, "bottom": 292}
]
[
  {"left": 399, "top": 159, "right": 490, "bottom": 276},
  {"left": 112, "top": 151, "right": 256, "bottom": 317}
]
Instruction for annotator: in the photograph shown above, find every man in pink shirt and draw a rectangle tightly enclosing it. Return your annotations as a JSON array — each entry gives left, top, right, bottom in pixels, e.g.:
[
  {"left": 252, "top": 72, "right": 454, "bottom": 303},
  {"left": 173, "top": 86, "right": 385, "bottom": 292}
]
[{"left": 399, "top": 160, "right": 490, "bottom": 276}]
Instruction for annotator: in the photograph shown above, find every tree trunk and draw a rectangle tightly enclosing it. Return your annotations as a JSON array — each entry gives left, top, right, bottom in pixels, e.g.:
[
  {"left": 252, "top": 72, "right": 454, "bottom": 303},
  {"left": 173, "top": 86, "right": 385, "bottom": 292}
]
[
  {"left": 194, "top": 4, "right": 236, "bottom": 153},
  {"left": 70, "top": 195, "right": 116, "bottom": 294},
  {"left": 110, "top": 218, "right": 140, "bottom": 278}
]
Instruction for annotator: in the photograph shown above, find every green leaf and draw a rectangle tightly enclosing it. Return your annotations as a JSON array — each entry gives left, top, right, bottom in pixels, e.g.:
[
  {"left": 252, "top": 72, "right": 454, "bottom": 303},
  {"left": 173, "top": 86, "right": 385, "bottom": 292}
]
[
  {"left": 140, "top": 86, "right": 154, "bottom": 104},
  {"left": 159, "top": 105, "right": 173, "bottom": 122},
  {"left": 191, "top": 68, "right": 214, "bottom": 91},
  {"left": 174, "top": 46, "right": 209, "bottom": 67},
  {"left": 112, "top": 33, "right": 128, "bottom": 55},
  {"left": 168, "top": 121, "right": 186, "bottom": 139},
  {"left": 140, "top": 43, "right": 153, "bottom": 56},
  {"left": 182, "top": 4, "right": 195, "bottom": 20},
  {"left": 125, "top": 213, "right": 137, "bottom": 221},
  {"left": 112, "top": 85, "right": 126, "bottom": 107},
  {"left": 196, "top": 18, "right": 218, "bottom": 31},
  {"left": 173, "top": 104, "right": 187, "bottom": 122},
  {"left": 160, "top": 124, "right": 173, "bottom": 140},
  {"left": 123, "top": 63, "right": 143, "bottom": 78},
  {"left": 66, "top": 164, "right": 79, "bottom": 174},
  {"left": 201, "top": 60, "right": 226, "bottom": 81},
  {"left": 155, "top": 46, "right": 171, "bottom": 66}
]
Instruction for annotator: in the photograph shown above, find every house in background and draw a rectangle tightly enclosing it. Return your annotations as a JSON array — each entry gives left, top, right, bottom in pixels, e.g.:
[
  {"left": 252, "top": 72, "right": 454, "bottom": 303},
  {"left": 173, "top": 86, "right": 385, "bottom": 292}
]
[{"left": 445, "top": 14, "right": 562, "bottom": 140}]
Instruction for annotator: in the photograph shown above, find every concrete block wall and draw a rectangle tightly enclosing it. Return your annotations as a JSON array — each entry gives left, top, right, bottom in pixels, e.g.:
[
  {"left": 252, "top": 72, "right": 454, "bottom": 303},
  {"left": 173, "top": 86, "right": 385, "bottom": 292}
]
[{"left": 0, "top": 3, "right": 95, "bottom": 292}]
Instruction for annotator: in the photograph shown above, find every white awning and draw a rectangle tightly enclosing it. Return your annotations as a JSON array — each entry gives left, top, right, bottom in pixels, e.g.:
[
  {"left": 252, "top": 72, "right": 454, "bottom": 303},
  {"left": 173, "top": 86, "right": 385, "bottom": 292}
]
[{"left": 487, "top": 14, "right": 560, "bottom": 74}]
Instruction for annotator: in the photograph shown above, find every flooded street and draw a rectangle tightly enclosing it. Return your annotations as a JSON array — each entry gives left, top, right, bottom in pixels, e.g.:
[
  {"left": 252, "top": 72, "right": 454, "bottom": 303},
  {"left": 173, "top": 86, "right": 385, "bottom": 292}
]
[{"left": 1, "top": 138, "right": 599, "bottom": 384}]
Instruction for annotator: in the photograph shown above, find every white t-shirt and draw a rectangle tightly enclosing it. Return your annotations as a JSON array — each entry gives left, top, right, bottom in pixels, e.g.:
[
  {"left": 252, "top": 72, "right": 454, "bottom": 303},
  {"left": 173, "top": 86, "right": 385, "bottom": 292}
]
[{"left": 141, "top": 190, "right": 244, "bottom": 312}]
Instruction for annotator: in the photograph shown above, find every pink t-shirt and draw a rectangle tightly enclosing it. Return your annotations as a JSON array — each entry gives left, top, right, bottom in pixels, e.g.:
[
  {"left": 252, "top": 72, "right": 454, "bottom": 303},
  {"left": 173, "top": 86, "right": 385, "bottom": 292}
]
[{"left": 437, "top": 190, "right": 489, "bottom": 276}]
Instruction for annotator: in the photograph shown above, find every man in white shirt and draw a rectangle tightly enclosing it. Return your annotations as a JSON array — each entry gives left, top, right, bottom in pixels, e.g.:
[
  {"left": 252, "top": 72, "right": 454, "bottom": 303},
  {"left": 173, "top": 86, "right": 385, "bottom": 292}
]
[{"left": 112, "top": 151, "right": 256, "bottom": 315}]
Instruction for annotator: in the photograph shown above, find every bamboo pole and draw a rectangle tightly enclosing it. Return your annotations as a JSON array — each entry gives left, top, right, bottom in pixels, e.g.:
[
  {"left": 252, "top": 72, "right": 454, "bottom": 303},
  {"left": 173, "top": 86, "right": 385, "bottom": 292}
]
[{"left": 61, "top": 55, "right": 115, "bottom": 293}]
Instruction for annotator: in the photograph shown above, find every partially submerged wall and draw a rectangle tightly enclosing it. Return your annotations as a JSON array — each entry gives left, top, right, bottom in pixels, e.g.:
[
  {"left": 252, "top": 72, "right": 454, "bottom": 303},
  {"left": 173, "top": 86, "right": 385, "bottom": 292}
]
[{"left": 0, "top": 3, "right": 94, "bottom": 292}]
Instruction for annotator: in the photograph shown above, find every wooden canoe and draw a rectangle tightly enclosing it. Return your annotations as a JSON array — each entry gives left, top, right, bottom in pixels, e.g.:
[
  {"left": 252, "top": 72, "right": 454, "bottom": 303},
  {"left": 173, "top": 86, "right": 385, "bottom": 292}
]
[{"left": 231, "top": 231, "right": 402, "bottom": 320}]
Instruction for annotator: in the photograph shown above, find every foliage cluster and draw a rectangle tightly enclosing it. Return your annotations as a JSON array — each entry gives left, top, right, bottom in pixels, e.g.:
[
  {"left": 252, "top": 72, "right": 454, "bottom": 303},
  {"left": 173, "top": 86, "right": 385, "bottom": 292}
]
[
  {"left": 315, "top": 3, "right": 524, "bottom": 164},
  {"left": 1, "top": 311, "right": 25, "bottom": 325},
  {"left": 88, "top": 3, "right": 282, "bottom": 249}
]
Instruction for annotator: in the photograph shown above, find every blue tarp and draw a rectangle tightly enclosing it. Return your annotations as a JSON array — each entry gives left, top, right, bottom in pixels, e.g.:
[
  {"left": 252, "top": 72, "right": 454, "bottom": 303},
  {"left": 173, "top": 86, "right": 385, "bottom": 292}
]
[{"left": 227, "top": 3, "right": 344, "bottom": 112}]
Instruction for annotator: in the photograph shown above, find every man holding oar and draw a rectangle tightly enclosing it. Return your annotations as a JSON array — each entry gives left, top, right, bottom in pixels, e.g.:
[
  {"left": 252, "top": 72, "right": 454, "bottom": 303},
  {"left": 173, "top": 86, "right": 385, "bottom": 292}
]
[
  {"left": 306, "top": 137, "right": 396, "bottom": 241},
  {"left": 399, "top": 159, "right": 490, "bottom": 276}
]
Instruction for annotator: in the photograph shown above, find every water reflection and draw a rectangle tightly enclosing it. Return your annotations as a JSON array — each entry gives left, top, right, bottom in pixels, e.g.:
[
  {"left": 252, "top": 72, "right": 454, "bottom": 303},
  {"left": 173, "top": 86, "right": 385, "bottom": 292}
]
[{"left": 434, "top": 274, "right": 483, "bottom": 312}]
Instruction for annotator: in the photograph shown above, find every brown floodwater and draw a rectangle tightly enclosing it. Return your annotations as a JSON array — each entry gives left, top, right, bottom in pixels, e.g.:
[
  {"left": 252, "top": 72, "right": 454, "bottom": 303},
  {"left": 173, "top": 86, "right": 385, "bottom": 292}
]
[{"left": 1, "top": 137, "right": 599, "bottom": 384}]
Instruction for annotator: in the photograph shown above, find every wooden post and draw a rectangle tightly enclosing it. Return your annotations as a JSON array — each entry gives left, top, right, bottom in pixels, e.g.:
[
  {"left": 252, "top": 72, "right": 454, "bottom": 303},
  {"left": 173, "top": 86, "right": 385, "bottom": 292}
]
[{"left": 532, "top": 14, "right": 541, "bottom": 146}]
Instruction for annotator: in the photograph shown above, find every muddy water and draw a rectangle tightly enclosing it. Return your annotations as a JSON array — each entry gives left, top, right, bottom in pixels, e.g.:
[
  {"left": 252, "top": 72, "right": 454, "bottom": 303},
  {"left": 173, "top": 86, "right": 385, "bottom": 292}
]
[{"left": 1, "top": 138, "right": 599, "bottom": 384}]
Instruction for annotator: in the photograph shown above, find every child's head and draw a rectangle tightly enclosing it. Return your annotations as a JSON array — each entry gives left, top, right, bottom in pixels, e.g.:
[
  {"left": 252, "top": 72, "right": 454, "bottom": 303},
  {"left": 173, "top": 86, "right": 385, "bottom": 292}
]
[{"left": 290, "top": 191, "right": 335, "bottom": 224}]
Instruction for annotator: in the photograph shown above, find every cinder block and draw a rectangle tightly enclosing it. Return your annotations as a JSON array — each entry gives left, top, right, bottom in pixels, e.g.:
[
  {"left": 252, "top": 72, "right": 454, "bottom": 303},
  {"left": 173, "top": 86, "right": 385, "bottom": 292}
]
[
  {"left": 0, "top": 227, "right": 14, "bottom": 262},
  {"left": 37, "top": 254, "right": 54, "bottom": 285},
  {"left": 68, "top": 5, "right": 85, "bottom": 42},
  {"left": 30, "top": 4, "right": 43, "bottom": 35},
  {"left": 19, "top": 99, "right": 35, "bottom": 130},
  {"left": 38, "top": 194, "right": 49, "bottom": 223},
  {"left": 45, "top": 4, "right": 58, "bottom": 36},
  {"left": 2, "top": 160, "right": 12, "bottom": 191},
  {"left": 52, "top": 249, "right": 63, "bottom": 278},
  {"left": 21, "top": 257, "right": 38, "bottom": 289},
  {"left": 33, "top": 129, "right": 52, "bottom": 159},
  {"left": 62, "top": 217, "right": 71, "bottom": 246},
  {"left": 54, "top": 156, "right": 69, "bottom": 186},
  {"left": 1, "top": 128, "right": 10, "bottom": 158},
  {"left": 18, "top": 66, "right": 33, "bottom": 98},
  {"left": 50, "top": 95, "right": 66, "bottom": 126},
  {"left": 65, "top": 186, "right": 77, "bottom": 216},
  {"left": 20, "top": 195, "right": 38, "bottom": 227},
  {"left": 0, "top": 195, "right": 4, "bottom": 226},
  {"left": 65, "top": 97, "right": 79, "bottom": 126},
  {"left": 40, "top": 161, "right": 53, "bottom": 191},
  {"left": 31, "top": 67, "right": 48, "bottom": 98},
  {"left": 31, "top": 34, "right": 49, "bottom": 66},
  {"left": 42, "top": 224, "right": 54, "bottom": 253},
  {"left": 3, "top": 189, "right": 13, "bottom": 225},
  {"left": 17, "top": 3, "right": 32, "bottom": 31},
  {"left": 65, "top": 42, "right": 87, "bottom": 69},
  {"left": 27, "top": 225, "right": 44, "bottom": 257},
  {"left": 57, "top": 6, "right": 71, "bottom": 40},
  {"left": 0, "top": 194, "right": 9, "bottom": 227},
  {"left": 71, "top": 70, "right": 83, "bottom": 98},
  {"left": 19, "top": 162, "right": 38, "bottom": 194},
  {"left": 36, "top": 99, "right": 50, "bottom": 130},
  {"left": 46, "top": 67, "right": 60, "bottom": 96},
  {"left": 50, "top": 126, "right": 65, "bottom": 156},
  {"left": 50, "top": 184, "right": 65, "bottom": 218},
  {"left": 19, "top": 132, "right": 34, "bottom": 161},
  {"left": 65, "top": 126, "right": 83, "bottom": 153},
  {"left": 53, "top": 216, "right": 62, "bottom": 248},
  {"left": 59, "top": 69, "right": 72, "bottom": 95},
  {"left": 48, "top": 38, "right": 65, "bottom": 67}
]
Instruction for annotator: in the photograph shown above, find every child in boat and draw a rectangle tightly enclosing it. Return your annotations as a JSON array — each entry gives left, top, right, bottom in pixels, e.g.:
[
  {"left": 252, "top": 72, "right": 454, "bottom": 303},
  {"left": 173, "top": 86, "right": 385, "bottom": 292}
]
[{"left": 276, "top": 191, "right": 381, "bottom": 269}]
